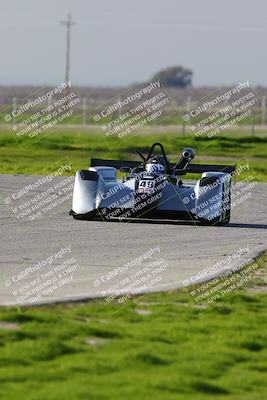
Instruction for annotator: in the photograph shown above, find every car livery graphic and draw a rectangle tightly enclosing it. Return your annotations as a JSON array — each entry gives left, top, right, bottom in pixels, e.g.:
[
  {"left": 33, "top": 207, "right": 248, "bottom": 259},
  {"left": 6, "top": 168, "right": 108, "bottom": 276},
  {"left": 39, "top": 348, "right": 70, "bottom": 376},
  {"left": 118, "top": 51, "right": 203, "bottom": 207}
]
[{"left": 70, "top": 143, "right": 235, "bottom": 225}]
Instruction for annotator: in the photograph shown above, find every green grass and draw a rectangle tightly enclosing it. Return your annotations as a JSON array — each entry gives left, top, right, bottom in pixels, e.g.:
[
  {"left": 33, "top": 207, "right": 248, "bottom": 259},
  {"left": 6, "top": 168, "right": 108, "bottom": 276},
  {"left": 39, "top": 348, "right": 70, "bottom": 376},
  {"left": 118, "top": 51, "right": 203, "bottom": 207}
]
[
  {"left": 0, "top": 128, "right": 266, "bottom": 398},
  {"left": 0, "top": 256, "right": 267, "bottom": 400},
  {"left": 0, "top": 129, "right": 266, "bottom": 180}
]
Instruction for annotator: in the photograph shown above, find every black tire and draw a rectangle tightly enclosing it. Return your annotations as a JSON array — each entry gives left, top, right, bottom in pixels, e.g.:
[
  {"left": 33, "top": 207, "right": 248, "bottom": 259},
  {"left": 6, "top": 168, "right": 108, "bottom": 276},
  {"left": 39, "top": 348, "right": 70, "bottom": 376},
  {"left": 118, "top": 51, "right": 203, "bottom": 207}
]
[
  {"left": 220, "top": 182, "right": 231, "bottom": 224},
  {"left": 71, "top": 209, "right": 97, "bottom": 220}
]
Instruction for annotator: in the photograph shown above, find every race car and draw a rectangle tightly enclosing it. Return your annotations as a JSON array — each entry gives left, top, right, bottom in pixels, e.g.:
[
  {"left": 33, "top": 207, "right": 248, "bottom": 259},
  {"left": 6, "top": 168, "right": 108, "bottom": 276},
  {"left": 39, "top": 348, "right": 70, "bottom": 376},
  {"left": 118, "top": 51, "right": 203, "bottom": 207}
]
[{"left": 69, "top": 142, "right": 235, "bottom": 225}]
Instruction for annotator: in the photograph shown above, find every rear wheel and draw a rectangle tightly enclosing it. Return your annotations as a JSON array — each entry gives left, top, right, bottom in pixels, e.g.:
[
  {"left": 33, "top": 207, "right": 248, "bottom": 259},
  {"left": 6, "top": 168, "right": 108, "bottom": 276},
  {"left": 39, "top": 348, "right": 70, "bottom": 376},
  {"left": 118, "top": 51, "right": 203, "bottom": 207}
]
[
  {"left": 220, "top": 182, "right": 231, "bottom": 224},
  {"left": 198, "top": 217, "right": 228, "bottom": 226}
]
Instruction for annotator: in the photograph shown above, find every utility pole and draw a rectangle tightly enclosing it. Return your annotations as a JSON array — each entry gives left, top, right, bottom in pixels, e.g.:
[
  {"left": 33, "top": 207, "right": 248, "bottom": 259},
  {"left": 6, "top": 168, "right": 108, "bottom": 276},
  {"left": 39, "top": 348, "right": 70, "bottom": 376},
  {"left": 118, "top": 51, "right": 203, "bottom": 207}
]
[{"left": 61, "top": 13, "right": 75, "bottom": 97}]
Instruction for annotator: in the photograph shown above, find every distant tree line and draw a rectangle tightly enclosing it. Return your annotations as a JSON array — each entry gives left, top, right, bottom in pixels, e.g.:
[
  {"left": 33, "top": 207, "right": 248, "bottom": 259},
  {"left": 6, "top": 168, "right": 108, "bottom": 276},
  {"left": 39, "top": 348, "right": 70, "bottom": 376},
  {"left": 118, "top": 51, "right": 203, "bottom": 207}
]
[{"left": 152, "top": 66, "right": 193, "bottom": 88}]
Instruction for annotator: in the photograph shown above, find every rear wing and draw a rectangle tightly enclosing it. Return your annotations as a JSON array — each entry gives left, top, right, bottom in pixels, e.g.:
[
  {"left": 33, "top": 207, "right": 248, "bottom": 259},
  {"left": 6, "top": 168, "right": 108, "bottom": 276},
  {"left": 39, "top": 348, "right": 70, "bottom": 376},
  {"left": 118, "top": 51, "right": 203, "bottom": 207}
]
[{"left": 91, "top": 158, "right": 236, "bottom": 174}]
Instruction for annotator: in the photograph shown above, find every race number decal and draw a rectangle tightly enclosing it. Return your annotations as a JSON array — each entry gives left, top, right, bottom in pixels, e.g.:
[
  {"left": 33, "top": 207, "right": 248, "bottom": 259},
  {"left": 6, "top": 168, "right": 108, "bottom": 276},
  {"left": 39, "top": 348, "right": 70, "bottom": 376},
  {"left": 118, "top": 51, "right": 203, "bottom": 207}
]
[{"left": 137, "top": 180, "right": 155, "bottom": 194}]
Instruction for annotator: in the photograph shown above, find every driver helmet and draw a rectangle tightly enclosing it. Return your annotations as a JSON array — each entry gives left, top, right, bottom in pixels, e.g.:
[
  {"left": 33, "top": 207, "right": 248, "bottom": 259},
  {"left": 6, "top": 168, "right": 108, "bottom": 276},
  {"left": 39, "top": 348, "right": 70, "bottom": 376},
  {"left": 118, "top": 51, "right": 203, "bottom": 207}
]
[{"left": 145, "top": 156, "right": 166, "bottom": 175}]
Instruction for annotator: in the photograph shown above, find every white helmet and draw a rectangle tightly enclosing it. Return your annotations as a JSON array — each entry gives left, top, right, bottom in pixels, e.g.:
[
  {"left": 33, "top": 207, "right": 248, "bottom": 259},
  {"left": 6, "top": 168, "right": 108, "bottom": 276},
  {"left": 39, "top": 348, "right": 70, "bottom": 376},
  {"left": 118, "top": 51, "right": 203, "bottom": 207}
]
[{"left": 145, "top": 162, "right": 165, "bottom": 175}]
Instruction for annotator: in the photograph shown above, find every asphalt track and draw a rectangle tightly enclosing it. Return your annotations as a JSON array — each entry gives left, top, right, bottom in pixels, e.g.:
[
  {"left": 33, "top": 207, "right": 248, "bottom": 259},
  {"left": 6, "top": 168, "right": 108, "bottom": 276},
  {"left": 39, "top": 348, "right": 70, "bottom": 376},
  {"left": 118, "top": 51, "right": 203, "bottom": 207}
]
[{"left": 0, "top": 174, "right": 266, "bottom": 307}]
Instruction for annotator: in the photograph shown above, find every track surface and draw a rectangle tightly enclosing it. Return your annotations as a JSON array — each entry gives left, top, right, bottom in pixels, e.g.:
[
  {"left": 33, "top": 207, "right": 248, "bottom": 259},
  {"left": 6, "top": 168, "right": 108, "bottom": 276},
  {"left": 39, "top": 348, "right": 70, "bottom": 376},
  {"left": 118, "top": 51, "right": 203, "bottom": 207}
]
[{"left": 0, "top": 174, "right": 266, "bottom": 306}]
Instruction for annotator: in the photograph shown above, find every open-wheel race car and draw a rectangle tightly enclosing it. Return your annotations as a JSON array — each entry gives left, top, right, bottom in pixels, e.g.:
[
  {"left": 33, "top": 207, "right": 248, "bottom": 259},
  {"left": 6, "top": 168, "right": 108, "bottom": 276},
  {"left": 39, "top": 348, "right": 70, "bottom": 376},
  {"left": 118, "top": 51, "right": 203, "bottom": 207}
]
[{"left": 69, "top": 143, "right": 236, "bottom": 225}]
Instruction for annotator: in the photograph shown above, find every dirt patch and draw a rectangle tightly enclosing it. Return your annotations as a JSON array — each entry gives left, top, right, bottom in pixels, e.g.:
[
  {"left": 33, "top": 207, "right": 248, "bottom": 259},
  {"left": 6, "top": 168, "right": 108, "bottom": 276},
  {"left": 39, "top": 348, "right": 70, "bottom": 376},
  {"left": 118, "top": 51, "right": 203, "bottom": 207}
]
[
  {"left": 0, "top": 321, "right": 20, "bottom": 330},
  {"left": 84, "top": 337, "right": 108, "bottom": 347},
  {"left": 135, "top": 309, "right": 153, "bottom": 315}
]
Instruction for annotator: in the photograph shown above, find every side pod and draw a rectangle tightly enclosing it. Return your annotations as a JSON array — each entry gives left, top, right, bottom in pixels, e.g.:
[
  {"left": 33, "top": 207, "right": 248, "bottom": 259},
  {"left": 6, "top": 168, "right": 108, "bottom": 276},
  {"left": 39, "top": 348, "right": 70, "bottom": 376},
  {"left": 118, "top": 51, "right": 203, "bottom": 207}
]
[
  {"left": 71, "top": 170, "right": 99, "bottom": 215},
  {"left": 194, "top": 172, "right": 231, "bottom": 224}
]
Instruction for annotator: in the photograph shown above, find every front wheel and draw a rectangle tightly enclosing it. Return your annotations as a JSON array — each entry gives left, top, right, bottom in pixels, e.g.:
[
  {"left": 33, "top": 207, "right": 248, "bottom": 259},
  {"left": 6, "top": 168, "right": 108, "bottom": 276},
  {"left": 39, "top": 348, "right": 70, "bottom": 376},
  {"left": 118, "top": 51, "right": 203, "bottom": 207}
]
[{"left": 198, "top": 218, "right": 227, "bottom": 226}]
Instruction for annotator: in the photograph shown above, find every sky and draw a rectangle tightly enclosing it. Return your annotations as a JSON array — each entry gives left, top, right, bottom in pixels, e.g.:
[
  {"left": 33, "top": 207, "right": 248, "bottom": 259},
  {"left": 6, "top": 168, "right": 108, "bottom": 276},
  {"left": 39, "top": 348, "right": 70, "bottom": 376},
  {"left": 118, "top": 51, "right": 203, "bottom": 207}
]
[{"left": 0, "top": 0, "right": 266, "bottom": 87}]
